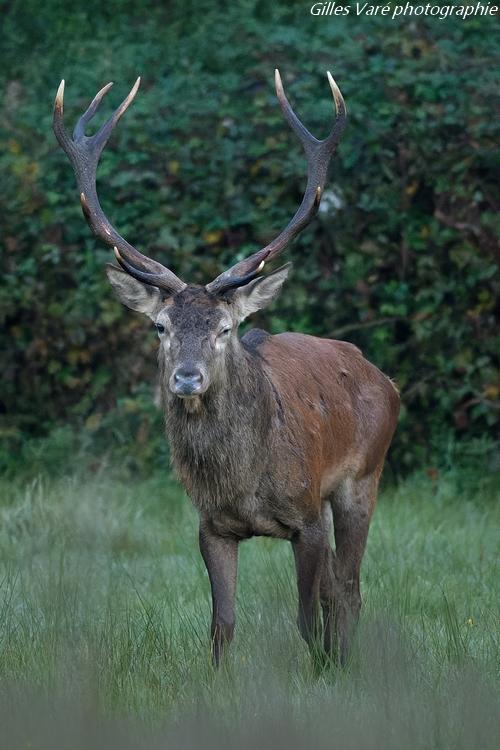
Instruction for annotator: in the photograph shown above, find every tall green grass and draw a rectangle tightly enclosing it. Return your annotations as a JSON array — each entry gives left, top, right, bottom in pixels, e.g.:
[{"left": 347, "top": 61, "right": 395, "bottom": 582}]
[{"left": 0, "top": 466, "right": 498, "bottom": 748}]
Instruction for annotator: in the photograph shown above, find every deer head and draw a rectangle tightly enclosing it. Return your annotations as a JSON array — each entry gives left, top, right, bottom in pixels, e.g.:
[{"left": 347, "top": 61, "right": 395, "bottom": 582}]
[{"left": 53, "top": 72, "right": 346, "bottom": 399}]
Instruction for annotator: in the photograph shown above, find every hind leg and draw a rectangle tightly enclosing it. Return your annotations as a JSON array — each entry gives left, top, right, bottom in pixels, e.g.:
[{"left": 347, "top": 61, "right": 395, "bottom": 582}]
[
  {"left": 292, "top": 521, "right": 328, "bottom": 656},
  {"left": 320, "top": 544, "right": 336, "bottom": 656},
  {"left": 330, "top": 471, "right": 380, "bottom": 665},
  {"left": 319, "top": 503, "right": 337, "bottom": 656}
]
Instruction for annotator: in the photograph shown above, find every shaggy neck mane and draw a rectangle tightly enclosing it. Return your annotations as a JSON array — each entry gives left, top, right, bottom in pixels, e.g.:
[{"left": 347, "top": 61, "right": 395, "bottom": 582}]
[{"left": 159, "top": 339, "right": 274, "bottom": 511}]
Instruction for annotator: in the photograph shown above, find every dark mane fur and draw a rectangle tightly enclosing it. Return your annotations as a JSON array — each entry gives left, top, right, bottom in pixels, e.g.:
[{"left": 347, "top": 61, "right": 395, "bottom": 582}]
[{"left": 160, "top": 338, "right": 274, "bottom": 510}]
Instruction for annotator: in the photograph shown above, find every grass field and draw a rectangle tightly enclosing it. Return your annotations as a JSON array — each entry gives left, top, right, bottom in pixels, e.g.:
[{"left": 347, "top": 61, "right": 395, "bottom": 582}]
[{"left": 0, "top": 464, "right": 498, "bottom": 748}]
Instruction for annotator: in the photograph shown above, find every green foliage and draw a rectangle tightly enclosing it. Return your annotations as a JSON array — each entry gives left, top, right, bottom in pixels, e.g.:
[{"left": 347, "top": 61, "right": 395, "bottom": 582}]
[
  {"left": 1, "top": 0, "right": 498, "bottom": 471},
  {"left": 0, "top": 383, "right": 168, "bottom": 479}
]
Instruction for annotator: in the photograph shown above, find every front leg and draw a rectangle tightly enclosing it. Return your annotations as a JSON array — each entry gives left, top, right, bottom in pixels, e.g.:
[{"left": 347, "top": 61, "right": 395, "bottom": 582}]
[
  {"left": 292, "top": 522, "right": 327, "bottom": 656},
  {"left": 199, "top": 520, "right": 239, "bottom": 667}
]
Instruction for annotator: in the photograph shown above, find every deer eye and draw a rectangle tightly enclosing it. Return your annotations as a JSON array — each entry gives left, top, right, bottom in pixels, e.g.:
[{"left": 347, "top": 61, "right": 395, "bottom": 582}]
[{"left": 156, "top": 323, "right": 165, "bottom": 334}]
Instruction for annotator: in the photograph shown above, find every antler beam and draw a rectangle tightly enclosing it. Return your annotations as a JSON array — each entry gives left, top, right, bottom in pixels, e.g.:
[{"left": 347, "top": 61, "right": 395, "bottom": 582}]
[
  {"left": 53, "top": 78, "right": 186, "bottom": 294},
  {"left": 206, "top": 70, "right": 346, "bottom": 296}
]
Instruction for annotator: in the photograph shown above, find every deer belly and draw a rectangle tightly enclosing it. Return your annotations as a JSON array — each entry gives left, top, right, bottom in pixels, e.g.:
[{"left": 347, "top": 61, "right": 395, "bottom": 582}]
[{"left": 210, "top": 507, "right": 295, "bottom": 540}]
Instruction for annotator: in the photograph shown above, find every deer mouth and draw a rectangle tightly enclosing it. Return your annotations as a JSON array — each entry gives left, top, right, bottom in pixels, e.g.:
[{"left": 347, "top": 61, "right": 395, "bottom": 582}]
[{"left": 173, "top": 383, "right": 204, "bottom": 398}]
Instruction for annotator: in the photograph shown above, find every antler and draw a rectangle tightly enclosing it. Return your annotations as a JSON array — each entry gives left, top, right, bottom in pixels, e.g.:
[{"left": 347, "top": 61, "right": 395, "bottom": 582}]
[
  {"left": 53, "top": 78, "right": 186, "bottom": 294},
  {"left": 206, "top": 70, "right": 346, "bottom": 295}
]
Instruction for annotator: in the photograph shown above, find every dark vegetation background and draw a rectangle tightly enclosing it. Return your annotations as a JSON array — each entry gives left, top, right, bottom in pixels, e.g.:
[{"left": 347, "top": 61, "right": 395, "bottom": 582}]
[{"left": 1, "top": 0, "right": 498, "bottom": 476}]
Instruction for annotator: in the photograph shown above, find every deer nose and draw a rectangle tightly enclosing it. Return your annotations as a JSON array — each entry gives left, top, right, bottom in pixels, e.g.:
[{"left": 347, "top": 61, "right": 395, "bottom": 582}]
[{"left": 172, "top": 367, "right": 204, "bottom": 396}]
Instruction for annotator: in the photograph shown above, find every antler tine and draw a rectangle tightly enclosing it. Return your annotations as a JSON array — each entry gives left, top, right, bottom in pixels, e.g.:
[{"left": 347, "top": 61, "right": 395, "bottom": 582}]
[
  {"left": 71, "top": 81, "right": 115, "bottom": 142},
  {"left": 53, "top": 79, "right": 186, "bottom": 294},
  {"left": 274, "top": 69, "right": 319, "bottom": 156},
  {"left": 206, "top": 70, "right": 346, "bottom": 296}
]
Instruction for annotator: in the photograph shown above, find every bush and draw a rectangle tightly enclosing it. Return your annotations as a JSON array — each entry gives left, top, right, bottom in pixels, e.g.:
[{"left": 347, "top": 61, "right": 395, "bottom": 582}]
[{"left": 1, "top": 0, "right": 498, "bottom": 472}]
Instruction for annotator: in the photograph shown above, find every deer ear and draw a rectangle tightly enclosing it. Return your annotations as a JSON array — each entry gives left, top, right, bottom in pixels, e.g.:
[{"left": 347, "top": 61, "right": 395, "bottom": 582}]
[
  {"left": 105, "top": 264, "right": 162, "bottom": 320},
  {"left": 231, "top": 263, "right": 291, "bottom": 322}
]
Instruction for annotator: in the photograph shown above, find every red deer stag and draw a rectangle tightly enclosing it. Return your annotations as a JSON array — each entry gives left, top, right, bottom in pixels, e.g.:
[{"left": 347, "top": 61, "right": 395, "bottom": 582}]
[{"left": 53, "top": 71, "right": 399, "bottom": 666}]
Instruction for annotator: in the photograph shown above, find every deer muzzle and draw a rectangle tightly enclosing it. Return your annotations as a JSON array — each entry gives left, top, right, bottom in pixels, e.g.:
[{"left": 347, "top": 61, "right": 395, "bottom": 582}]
[{"left": 170, "top": 366, "right": 205, "bottom": 397}]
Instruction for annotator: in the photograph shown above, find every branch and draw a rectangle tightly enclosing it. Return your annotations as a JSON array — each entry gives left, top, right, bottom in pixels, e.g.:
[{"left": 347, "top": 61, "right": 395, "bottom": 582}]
[
  {"left": 330, "top": 316, "right": 404, "bottom": 339},
  {"left": 435, "top": 209, "right": 481, "bottom": 238}
]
